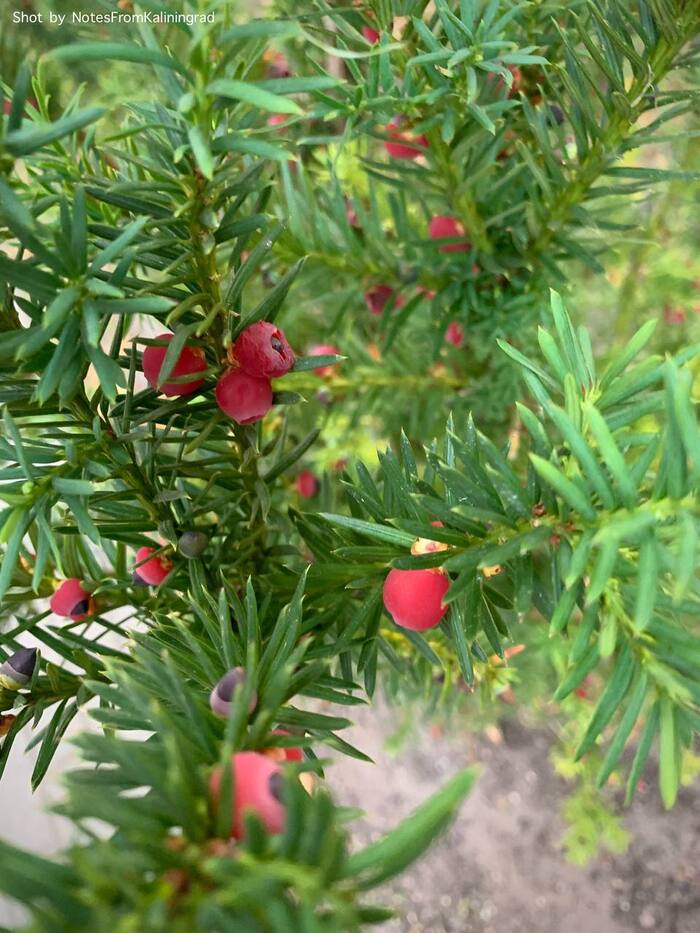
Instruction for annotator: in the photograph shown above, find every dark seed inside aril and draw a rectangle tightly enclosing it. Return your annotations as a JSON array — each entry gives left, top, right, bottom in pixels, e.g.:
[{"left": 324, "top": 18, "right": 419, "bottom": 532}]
[
  {"left": 268, "top": 771, "right": 284, "bottom": 802},
  {"left": 8, "top": 647, "right": 37, "bottom": 678},
  {"left": 70, "top": 599, "right": 90, "bottom": 617},
  {"left": 216, "top": 668, "right": 246, "bottom": 702}
]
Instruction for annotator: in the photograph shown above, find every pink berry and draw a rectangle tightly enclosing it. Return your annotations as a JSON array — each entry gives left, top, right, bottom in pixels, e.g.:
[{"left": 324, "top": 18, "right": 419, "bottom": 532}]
[
  {"left": 445, "top": 322, "right": 465, "bottom": 347},
  {"left": 345, "top": 198, "right": 359, "bottom": 227},
  {"left": 133, "top": 546, "right": 172, "bottom": 586},
  {"left": 308, "top": 344, "right": 341, "bottom": 377},
  {"left": 142, "top": 333, "right": 207, "bottom": 397},
  {"left": 384, "top": 118, "right": 428, "bottom": 160},
  {"left": 267, "top": 113, "right": 287, "bottom": 131},
  {"left": 362, "top": 25, "right": 380, "bottom": 44},
  {"left": 383, "top": 568, "right": 449, "bottom": 631},
  {"left": 429, "top": 216, "right": 470, "bottom": 253},
  {"left": 264, "top": 51, "right": 291, "bottom": 79},
  {"left": 49, "top": 578, "right": 94, "bottom": 620},
  {"left": 215, "top": 369, "right": 273, "bottom": 425},
  {"left": 364, "top": 284, "right": 405, "bottom": 316},
  {"left": 664, "top": 305, "right": 685, "bottom": 325},
  {"left": 233, "top": 321, "right": 295, "bottom": 379},
  {"left": 210, "top": 751, "right": 286, "bottom": 839},
  {"left": 210, "top": 667, "right": 257, "bottom": 718},
  {"left": 296, "top": 471, "right": 318, "bottom": 498}
]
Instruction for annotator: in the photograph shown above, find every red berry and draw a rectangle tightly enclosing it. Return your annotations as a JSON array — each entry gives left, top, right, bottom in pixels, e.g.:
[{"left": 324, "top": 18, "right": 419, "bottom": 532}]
[
  {"left": 267, "top": 113, "right": 287, "bottom": 131},
  {"left": 362, "top": 25, "right": 380, "bottom": 43},
  {"left": 383, "top": 568, "right": 449, "bottom": 631},
  {"left": 445, "top": 322, "right": 465, "bottom": 347},
  {"left": 664, "top": 304, "right": 685, "bottom": 325},
  {"left": 429, "top": 216, "right": 470, "bottom": 253},
  {"left": 495, "top": 64, "right": 522, "bottom": 98},
  {"left": 210, "top": 751, "right": 285, "bottom": 839},
  {"left": 264, "top": 50, "right": 291, "bottom": 79},
  {"left": 364, "top": 284, "right": 405, "bottom": 316},
  {"left": 265, "top": 729, "right": 304, "bottom": 764},
  {"left": 345, "top": 198, "right": 359, "bottom": 227},
  {"left": 50, "top": 578, "right": 94, "bottom": 620},
  {"left": 233, "top": 321, "right": 295, "bottom": 379},
  {"left": 296, "top": 470, "right": 318, "bottom": 498},
  {"left": 308, "top": 344, "right": 341, "bottom": 377},
  {"left": 142, "top": 333, "right": 207, "bottom": 397},
  {"left": 215, "top": 369, "right": 273, "bottom": 425},
  {"left": 384, "top": 118, "right": 428, "bottom": 160},
  {"left": 133, "top": 546, "right": 172, "bottom": 586}
]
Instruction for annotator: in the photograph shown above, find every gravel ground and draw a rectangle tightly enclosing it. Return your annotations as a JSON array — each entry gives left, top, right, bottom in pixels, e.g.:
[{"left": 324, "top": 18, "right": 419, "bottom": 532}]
[
  {"left": 2, "top": 702, "right": 699, "bottom": 932},
  {"left": 326, "top": 703, "right": 700, "bottom": 933}
]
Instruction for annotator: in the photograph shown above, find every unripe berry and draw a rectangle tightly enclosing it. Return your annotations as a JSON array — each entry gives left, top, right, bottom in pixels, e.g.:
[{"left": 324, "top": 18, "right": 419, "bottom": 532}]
[
  {"left": 0, "top": 647, "right": 38, "bottom": 690},
  {"left": 210, "top": 751, "right": 285, "bottom": 839},
  {"left": 445, "top": 322, "right": 465, "bottom": 347},
  {"left": 210, "top": 667, "right": 257, "bottom": 718},
  {"left": 383, "top": 568, "right": 449, "bottom": 631},
  {"left": 177, "top": 530, "right": 209, "bottom": 559},
  {"left": 296, "top": 470, "right": 318, "bottom": 498},
  {"left": 50, "top": 578, "right": 94, "bottom": 620},
  {"left": 142, "top": 333, "right": 207, "bottom": 397},
  {"left": 429, "top": 216, "right": 470, "bottom": 253},
  {"left": 232, "top": 321, "right": 295, "bottom": 379},
  {"left": 133, "top": 546, "right": 172, "bottom": 586},
  {"left": 215, "top": 369, "right": 273, "bottom": 424},
  {"left": 384, "top": 118, "right": 428, "bottom": 160},
  {"left": 308, "top": 344, "right": 341, "bottom": 378}
]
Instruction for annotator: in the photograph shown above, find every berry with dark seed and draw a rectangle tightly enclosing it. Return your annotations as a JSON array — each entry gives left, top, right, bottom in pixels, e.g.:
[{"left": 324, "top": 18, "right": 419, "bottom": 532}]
[
  {"left": 210, "top": 667, "right": 257, "bottom": 718},
  {"left": 50, "top": 579, "right": 94, "bottom": 620},
  {"left": 209, "top": 751, "right": 285, "bottom": 839},
  {"left": 232, "top": 321, "right": 295, "bottom": 378},
  {"left": 0, "top": 647, "right": 38, "bottom": 690}
]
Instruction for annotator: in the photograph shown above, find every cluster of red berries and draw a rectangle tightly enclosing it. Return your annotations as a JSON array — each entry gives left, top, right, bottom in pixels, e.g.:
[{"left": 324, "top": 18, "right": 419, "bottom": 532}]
[{"left": 141, "top": 320, "right": 297, "bottom": 426}]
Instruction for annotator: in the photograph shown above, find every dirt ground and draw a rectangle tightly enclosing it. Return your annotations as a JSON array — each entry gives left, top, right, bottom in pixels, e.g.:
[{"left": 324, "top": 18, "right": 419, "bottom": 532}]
[
  {"left": 326, "top": 703, "right": 700, "bottom": 933},
  {"left": 2, "top": 702, "right": 699, "bottom": 932}
]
